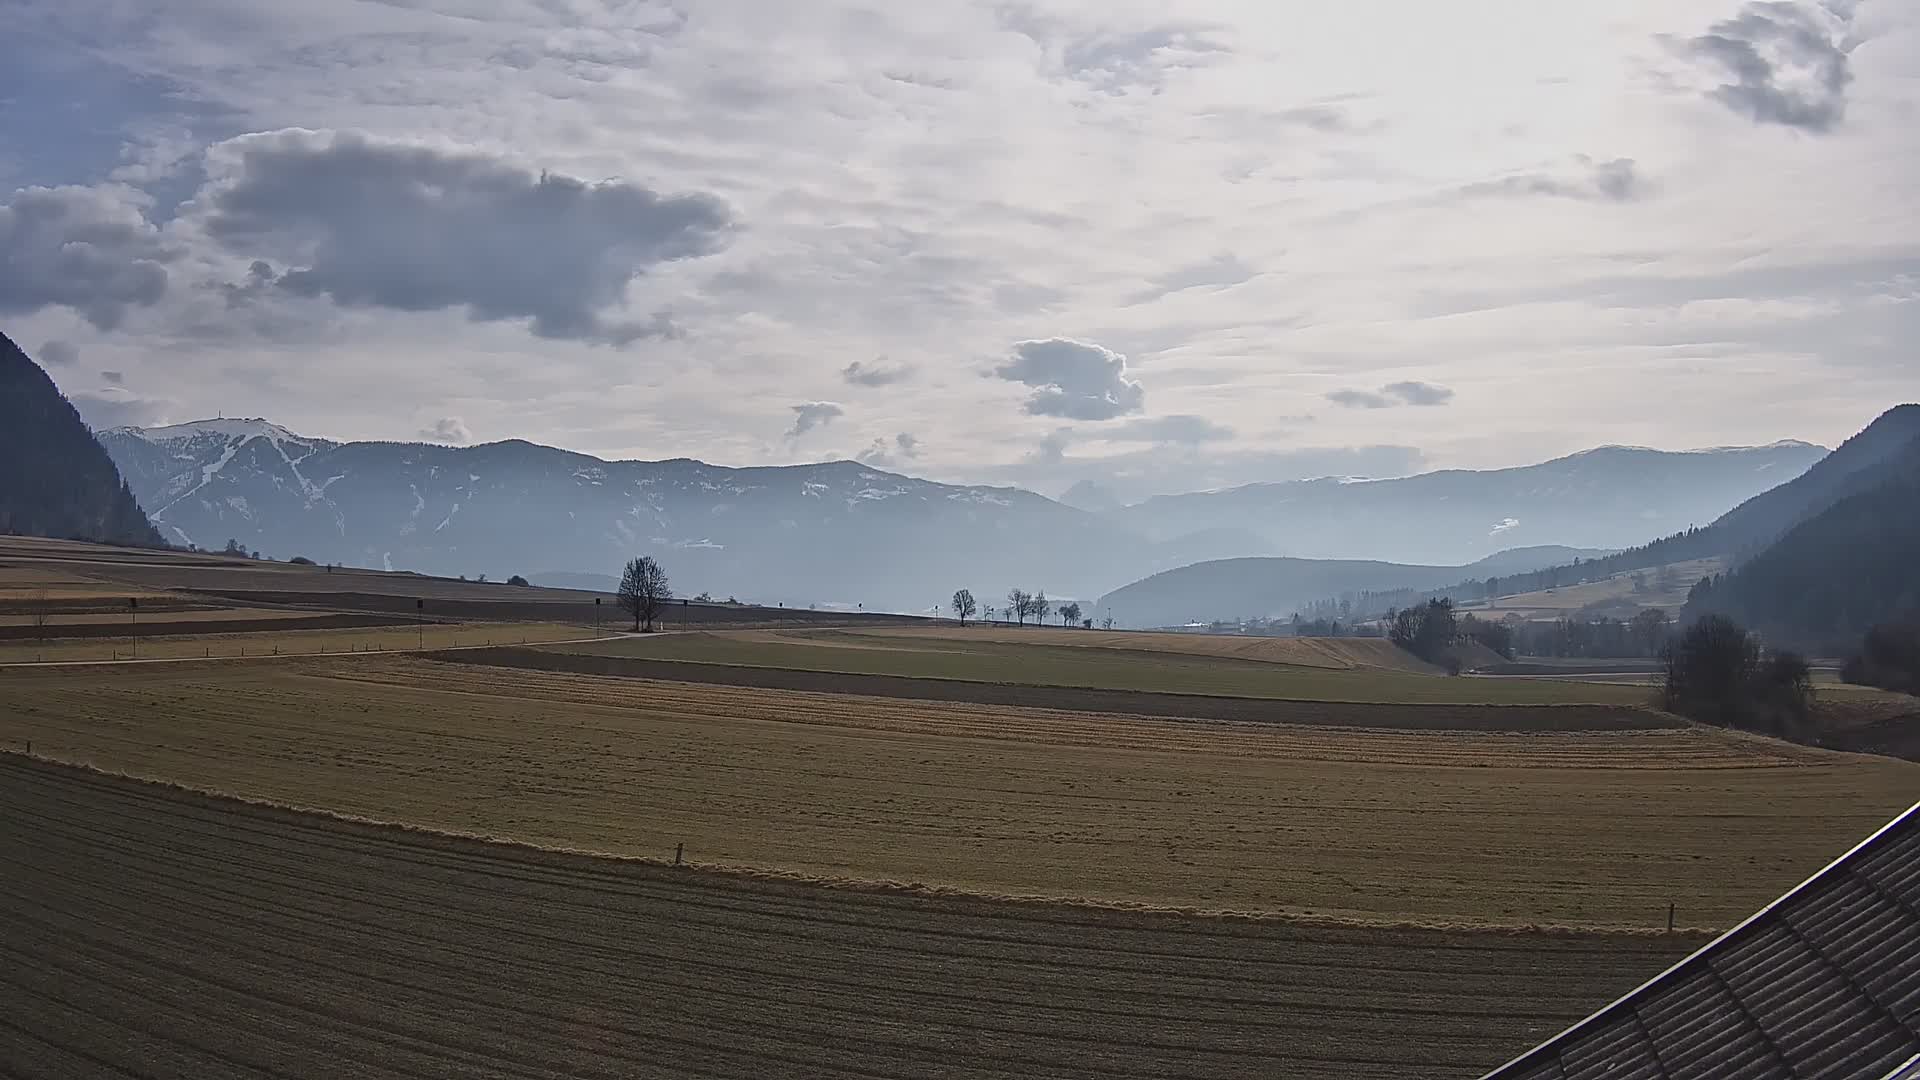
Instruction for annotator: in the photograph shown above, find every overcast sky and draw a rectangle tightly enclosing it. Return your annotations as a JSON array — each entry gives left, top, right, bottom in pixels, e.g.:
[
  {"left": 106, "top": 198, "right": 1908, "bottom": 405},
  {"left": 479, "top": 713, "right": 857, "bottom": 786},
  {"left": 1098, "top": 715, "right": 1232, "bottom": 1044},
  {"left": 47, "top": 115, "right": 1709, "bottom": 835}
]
[{"left": 3, "top": 0, "right": 1915, "bottom": 501}]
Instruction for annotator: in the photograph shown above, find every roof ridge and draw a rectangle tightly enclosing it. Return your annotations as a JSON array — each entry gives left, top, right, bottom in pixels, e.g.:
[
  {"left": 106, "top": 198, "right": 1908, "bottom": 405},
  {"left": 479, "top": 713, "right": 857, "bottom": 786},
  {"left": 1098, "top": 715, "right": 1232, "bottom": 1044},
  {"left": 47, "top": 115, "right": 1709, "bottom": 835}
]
[{"left": 1482, "top": 800, "right": 1920, "bottom": 1078}]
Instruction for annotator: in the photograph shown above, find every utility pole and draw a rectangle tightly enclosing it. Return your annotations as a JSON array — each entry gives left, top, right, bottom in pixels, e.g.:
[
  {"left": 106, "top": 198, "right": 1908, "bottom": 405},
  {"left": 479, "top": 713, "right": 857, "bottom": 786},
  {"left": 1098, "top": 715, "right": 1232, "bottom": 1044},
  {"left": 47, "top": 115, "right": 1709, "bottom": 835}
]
[
  {"left": 416, "top": 598, "right": 424, "bottom": 650},
  {"left": 594, "top": 596, "right": 602, "bottom": 637},
  {"left": 129, "top": 597, "right": 139, "bottom": 658}
]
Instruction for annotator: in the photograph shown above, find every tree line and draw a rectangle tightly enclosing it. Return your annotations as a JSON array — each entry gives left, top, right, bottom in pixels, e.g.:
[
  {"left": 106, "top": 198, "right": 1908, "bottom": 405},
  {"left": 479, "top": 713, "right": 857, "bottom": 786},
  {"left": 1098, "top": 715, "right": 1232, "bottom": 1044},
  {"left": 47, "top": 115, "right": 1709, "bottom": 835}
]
[{"left": 950, "top": 588, "right": 1097, "bottom": 629}]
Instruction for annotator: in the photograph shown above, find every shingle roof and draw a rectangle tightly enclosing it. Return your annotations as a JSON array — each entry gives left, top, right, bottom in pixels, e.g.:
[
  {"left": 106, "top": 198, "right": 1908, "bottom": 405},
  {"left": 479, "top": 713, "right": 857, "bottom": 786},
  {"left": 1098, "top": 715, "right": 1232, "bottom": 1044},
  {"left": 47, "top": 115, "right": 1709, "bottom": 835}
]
[{"left": 1484, "top": 802, "right": 1920, "bottom": 1080}]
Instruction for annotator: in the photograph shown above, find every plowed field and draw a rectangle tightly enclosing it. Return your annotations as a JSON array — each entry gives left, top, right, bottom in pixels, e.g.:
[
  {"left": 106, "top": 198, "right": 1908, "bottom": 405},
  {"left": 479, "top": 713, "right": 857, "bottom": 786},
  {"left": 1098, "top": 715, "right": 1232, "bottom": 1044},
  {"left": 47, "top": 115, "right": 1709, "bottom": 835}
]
[
  {"left": 544, "top": 629, "right": 1649, "bottom": 705},
  {"left": 0, "top": 755, "right": 1697, "bottom": 1079},
  {"left": 4, "top": 656, "right": 1913, "bottom": 928}
]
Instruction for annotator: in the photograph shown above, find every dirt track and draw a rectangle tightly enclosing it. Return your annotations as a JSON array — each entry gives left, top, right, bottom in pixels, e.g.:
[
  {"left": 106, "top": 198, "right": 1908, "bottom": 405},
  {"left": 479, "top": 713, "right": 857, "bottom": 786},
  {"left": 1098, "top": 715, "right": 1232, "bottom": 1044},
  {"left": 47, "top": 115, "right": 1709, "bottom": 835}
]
[
  {"left": 452, "top": 647, "right": 1676, "bottom": 731},
  {"left": 0, "top": 754, "right": 1695, "bottom": 1079}
]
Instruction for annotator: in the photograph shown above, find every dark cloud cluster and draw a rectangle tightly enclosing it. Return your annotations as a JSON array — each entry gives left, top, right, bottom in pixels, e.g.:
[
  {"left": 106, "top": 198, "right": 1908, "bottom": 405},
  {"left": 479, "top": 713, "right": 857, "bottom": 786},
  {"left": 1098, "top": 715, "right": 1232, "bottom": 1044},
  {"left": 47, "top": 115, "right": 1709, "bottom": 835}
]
[
  {"left": 995, "top": 338, "right": 1146, "bottom": 420},
  {"left": 1327, "top": 380, "right": 1455, "bottom": 409},
  {"left": 1683, "top": 2, "right": 1854, "bottom": 133},
  {"left": 201, "top": 130, "right": 733, "bottom": 343},
  {"left": 0, "top": 185, "right": 175, "bottom": 329},
  {"left": 841, "top": 358, "right": 914, "bottom": 387},
  {"left": 1462, "top": 157, "right": 1642, "bottom": 202},
  {"left": 786, "top": 401, "right": 844, "bottom": 439}
]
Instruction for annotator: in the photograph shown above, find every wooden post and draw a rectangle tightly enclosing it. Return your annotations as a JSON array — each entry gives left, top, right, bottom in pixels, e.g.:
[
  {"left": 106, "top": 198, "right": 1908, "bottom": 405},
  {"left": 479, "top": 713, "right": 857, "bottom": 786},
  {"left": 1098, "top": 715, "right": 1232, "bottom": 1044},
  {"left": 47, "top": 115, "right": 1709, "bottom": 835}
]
[
  {"left": 674, "top": 843, "right": 684, "bottom": 866},
  {"left": 1667, "top": 903, "right": 1675, "bottom": 932},
  {"left": 24, "top": 740, "right": 30, "bottom": 756}
]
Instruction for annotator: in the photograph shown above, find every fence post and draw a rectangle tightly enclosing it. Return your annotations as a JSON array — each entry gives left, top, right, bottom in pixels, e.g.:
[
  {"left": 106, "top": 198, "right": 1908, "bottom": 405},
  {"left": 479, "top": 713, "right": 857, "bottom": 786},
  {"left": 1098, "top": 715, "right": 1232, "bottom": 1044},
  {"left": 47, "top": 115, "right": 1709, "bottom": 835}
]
[
  {"left": 675, "top": 843, "right": 684, "bottom": 866},
  {"left": 1667, "top": 903, "right": 1675, "bottom": 932}
]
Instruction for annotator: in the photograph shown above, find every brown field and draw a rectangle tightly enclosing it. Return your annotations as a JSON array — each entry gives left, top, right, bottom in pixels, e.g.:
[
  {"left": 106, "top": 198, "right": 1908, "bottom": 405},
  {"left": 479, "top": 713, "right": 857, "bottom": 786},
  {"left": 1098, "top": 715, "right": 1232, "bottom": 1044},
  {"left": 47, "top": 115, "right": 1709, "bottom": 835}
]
[
  {"left": 459, "top": 646, "right": 1677, "bottom": 731},
  {"left": 0, "top": 621, "right": 591, "bottom": 663},
  {"left": 543, "top": 627, "right": 1652, "bottom": 705},
  {"left": 0, "top": 535, "right": 926, "bottom": 629},
  {"left": 837, "top": 626, "right": 1454, "bottom": 672},
  {"left": 5, "top": 655, "right": 1913, "bottom": 929},
  {"left": 0, "top": 755, "right": 1700, "bottom": 1079}
]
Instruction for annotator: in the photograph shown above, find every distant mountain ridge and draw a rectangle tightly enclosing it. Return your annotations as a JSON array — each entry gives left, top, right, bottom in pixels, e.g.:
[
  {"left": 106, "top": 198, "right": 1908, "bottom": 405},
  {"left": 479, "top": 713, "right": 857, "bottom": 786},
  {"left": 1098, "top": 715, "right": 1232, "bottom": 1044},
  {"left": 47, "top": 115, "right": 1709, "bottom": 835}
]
[
  {"left": 100, "top": 416, "right": 1830, "bottom": 612},
  {"left": 1108, "top": 441, "right": 1827, "bottom": 565},
  {"left": 0, "top": 333, "right": 162, "bottom": 548},
  {"left": 100, "top": 419, "right": 1243, "bottom": 609},
  {"left": 1313, "top": 404, "right": 1920, "bottom": 630},
  {"left": 1094, "top": 547, "right": 1614, "bottom": 629}
]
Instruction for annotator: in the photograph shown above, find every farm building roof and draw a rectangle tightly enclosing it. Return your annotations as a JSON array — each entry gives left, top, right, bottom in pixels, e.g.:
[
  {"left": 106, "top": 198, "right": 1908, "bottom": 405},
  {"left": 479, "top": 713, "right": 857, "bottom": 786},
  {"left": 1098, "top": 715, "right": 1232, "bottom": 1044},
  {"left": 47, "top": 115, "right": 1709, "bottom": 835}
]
[{"left": 1484, "top": 801, "right": 1920, "bottom": 1080}]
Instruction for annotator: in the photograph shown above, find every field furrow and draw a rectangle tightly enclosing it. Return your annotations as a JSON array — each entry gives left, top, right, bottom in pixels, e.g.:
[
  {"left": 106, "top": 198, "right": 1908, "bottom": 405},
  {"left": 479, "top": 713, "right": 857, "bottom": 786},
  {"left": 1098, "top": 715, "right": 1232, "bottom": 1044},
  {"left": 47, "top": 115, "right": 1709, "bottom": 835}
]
[
  {"left": 0, "top": 756, "right": 1695, "bottom": 1079},
  {"left": 3, "top": 657, "right": 1913, "bottom": 928}
]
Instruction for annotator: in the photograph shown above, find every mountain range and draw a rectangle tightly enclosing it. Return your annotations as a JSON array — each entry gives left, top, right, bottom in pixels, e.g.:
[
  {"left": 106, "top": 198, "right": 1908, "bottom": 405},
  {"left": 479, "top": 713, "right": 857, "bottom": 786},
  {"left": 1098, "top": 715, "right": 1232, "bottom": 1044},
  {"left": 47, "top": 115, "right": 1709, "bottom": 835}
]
[
  {"left": 1108, "top": 442, "right": 1828, "bottom": 564},
  {"left": 1110, "top": 405, "right": 1918, "bottom": 638},
  {"left": 1685, "top": 405, "right": 1920, "bottom": 650},
  {"left": 95, "top": 410, "right": 1828, "bottom": 613}
]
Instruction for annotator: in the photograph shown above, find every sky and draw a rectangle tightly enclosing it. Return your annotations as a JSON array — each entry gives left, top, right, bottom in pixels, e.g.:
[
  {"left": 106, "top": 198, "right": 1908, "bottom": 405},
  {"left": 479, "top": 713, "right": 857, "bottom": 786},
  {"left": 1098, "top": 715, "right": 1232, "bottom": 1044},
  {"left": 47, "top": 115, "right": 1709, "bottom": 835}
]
[{"left": 3, "top": 0, "right": 1916, "bottom": 504}]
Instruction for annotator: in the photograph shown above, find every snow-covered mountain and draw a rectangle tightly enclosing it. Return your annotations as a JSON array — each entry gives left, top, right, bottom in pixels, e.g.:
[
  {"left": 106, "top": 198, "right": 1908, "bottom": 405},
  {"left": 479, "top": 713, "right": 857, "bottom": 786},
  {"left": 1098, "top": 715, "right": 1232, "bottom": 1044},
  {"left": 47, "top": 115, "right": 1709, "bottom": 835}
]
[
  {"left": 98, "top": 420, "right": 1237, "bottom": 609},
  {"left": 98, "top": 419, "right": 1832, "bottom": 611}
]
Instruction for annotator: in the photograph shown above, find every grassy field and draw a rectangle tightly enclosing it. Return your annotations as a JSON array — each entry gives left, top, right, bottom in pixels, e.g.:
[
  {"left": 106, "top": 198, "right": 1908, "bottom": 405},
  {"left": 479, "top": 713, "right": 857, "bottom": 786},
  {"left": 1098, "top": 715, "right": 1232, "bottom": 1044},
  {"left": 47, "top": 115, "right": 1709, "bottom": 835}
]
[
  {"left": 0, "top": 755, "right": 1700, "bottom": 1079},
  {"left": 543, "top": 628, "right": 1654, "bottom": 705},
  {"left": 5, "top": 655, "right": 1913, "bottom": 929},
  {"left": 1454, "top": 556, "right": 1729, "bottom": 622},
  {"left": 0, "top": 621, "right": 593, "bottom": 663}
]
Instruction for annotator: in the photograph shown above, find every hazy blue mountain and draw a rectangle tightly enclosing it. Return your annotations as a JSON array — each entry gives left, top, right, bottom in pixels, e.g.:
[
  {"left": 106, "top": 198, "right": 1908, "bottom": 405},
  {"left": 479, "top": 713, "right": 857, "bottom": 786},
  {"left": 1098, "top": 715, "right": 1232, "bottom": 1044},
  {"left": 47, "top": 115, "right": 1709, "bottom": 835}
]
[
  {"left": 1108, "top": 442, "right": 1827, "bottom": 566},
  {"left": 101, "top": 417, "right": 1828, "bottom": 614},
  {"left": 1095, "top": 545, "right": 1615, "bottom": 629},
  {"left": 1703, "top": 404, "right": 1920, "bottom": 557},
  {"left": 99, "top": 420, "right": 1231, "bottom": 609},
  {"left": 0, "top": 333, "right": 162, "bottom": 547}
]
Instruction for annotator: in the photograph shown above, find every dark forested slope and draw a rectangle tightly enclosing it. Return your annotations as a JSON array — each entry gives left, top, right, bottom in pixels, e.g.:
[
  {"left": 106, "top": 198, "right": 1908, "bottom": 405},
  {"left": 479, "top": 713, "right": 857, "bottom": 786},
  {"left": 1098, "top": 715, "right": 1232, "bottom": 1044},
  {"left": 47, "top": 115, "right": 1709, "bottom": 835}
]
[{"left": 0, "top": 332, "right": 163, "bottom": 547}]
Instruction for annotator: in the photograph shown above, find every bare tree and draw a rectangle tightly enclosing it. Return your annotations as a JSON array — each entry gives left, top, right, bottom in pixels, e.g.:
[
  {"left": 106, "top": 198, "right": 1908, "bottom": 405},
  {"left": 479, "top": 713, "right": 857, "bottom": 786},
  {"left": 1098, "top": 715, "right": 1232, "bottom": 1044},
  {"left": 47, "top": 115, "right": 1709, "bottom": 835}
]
[
  {"left": 29, "top": 589, "right": 51, "bottom": 642},
  {"left": 1059, "top": 601, "right": 1082, "bottom": 627},
  {"left": 951, "top": 588, "right": 977, "bottom": 626},
  {"left": 1008, "top": 588, "right": 1029, "bottom": 627},
  {"left": 1032, "top": 590, "right": 1051, "bottom": 628},
  {"left": 618, "top": 556, "right": 673, "bottom": 632}
]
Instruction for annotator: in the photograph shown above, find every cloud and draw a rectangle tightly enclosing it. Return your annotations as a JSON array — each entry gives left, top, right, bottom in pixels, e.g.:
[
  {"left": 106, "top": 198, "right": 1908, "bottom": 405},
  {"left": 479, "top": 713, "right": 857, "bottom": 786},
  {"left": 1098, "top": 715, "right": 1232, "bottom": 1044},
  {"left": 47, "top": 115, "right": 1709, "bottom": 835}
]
[
  {"left": 38, "top": 340, "right": 78, "bottom": 367},
  {"left": 196, "top": 129, "right": 733, "bottom": 343},
  {"left": 70, "top": 388, "right": 172, "bottom": 430},
  {"left": 1380, "top": 380, "right": 1454, "bottom": 406},
  {"left": 842, "top": 358, "right": 914, "bottom": 387},
  {"left": 786, "top": 401, "right": 844, "bottom": 439},
  {"left": 1326, "top": 389, "right": 1393, "bottom": 409},
  {"left": 0, "top": 185, "right": 175, "bottom": 329},
  {"left": 995, "top": 338, "right": 1146, "bottom": 420},
  {"left": 855, "top": 431, "right": 923, "bottom": 468},
  {"left": 419, "top": 417, "right": 470, "bottom": 444},
  {"left": 1681, "top": 2, "right": 1854, "bottom": 132},
  {"left": 1102, "top": 415, "right": 1235, "bottom": 444},
  {"left": 1328, "top": 381, "right": 1455, "bottom": 408},
  {"left": 101, "top": 369, "right": 125, "bottom": 385},
  {"left": 1460, "top": 157, "right": 1643, "bottom": 202}
]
